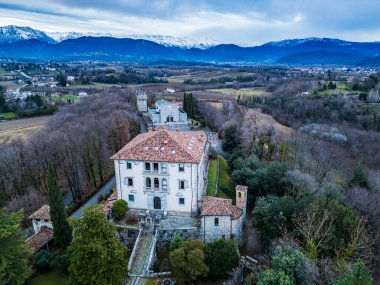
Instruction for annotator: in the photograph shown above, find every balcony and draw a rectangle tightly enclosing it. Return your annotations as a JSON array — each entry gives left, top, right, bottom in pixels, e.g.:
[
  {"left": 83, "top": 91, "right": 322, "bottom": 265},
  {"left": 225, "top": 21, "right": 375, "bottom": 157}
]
[{"left": 143, "top": 186, "right": 169, "bottom": 194}]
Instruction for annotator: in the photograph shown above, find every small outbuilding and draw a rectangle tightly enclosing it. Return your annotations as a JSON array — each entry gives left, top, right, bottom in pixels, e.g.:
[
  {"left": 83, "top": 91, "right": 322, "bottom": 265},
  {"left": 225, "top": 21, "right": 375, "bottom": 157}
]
[{"left": 200, "top": 185, "right": 247, "bottom": 245}]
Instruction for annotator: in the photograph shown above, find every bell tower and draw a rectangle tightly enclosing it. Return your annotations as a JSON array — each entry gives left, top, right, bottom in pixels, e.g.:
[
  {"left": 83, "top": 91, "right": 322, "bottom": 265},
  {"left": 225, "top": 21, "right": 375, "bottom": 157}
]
[
  {"left": 136, "top": 90, "right": 147, "bottom": 113},
  {"left": 236, "top": 185, "right": 248, "bottom": 217}
]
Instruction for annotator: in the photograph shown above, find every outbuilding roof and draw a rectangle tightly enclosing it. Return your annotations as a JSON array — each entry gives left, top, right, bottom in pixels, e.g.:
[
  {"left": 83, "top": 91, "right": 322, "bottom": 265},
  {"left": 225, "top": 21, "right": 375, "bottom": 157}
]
[
  {"left": 110, "top": 128, "right": 207, "bottom": 163},
  {"left": 25, "top": 227, "right": 53, "bottom": 252},
  {"left": 201, "top": 196, "right": 243, "bottom": 220},
  {"left": 28, "top": 205, "right": 50, "bottom": 220}
]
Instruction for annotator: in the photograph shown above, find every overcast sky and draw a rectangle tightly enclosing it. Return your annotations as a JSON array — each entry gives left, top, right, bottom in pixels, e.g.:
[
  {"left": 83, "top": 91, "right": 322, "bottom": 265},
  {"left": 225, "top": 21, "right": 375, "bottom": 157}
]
[{"left": 0, "top": 0, "right": 379, "bottom": 45}]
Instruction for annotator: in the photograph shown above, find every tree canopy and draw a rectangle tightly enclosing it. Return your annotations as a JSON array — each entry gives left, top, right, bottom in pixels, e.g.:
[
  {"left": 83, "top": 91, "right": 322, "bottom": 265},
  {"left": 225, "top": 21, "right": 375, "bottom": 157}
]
[
  {"left": 169, "top": 240, "right": 209, "bottom": 284},
  {"left": 0, "top": 209, "right": 32, "bottom": 285},
  {"left": 68, "top": 206, "right": 128, "bottom": 285},
  {"left": 48, "top": 164, "right": 72, "bottom": 248},
  {"left": 206, "top": 237, "right": 240, "bottom": 280}
]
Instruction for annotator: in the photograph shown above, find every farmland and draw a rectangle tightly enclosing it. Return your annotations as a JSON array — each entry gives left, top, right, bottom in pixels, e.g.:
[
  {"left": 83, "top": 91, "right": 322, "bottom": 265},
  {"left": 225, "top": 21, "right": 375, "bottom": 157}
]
[{"left": 0, "top": 116, "right": 51, "bottom": 144}]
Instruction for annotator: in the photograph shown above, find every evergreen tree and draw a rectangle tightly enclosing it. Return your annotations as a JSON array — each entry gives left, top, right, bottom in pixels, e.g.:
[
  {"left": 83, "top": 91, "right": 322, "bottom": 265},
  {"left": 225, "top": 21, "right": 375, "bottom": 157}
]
[
  {"left": 48, "top": 164, "right": 71, "bottom": 248},
  {"left": 334, "top": 261, "right": 374, "bottom": 285},
  {"left": 206, "top": 238, "right": 240, "bottom": 280},
  {"left": 183, "top": 93, "right": 188, "bottom": 114},
  {"left": 0, "top": 209, "right": 32, "bottom": 285},
  {"left": 68, "top": 206, "right": 128, "bottom": 285},
  {"left": 349, "top": 165, "right": 368, "bottom": 188}
]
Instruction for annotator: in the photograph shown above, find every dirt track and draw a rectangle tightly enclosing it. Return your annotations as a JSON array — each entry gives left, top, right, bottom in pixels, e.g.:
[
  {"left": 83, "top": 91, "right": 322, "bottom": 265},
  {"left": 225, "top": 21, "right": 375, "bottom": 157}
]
[{"left": 0, "top": 116, "right": 51, "bottom": 144}]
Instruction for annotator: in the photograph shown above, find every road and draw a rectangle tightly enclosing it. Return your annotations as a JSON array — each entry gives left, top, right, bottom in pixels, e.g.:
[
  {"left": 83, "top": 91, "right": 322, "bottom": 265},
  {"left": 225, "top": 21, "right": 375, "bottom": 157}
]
[{"left": 70, "top": 177, "right": 116, "bottom": 218}]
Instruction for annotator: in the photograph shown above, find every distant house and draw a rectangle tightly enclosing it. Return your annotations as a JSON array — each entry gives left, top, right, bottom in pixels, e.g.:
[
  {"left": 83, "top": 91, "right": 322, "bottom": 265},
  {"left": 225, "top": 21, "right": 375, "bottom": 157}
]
[
  {"left": 165, "top": 88, "right": 176, "bottom": 94},
  {"left": 200, "top": 185, "right": 247, "bottom": 245},
  {"left": 78, "top": 91, "right": 88, "bottom": 97},
  {"left": 26, "top": 205, "right": 54, "bottom": 252},
  {"left": 67, "top": 76, "right": 75, "bottom": 82},
  {"left": 148, "top": 99, "right": 190, "bottom": 130}
]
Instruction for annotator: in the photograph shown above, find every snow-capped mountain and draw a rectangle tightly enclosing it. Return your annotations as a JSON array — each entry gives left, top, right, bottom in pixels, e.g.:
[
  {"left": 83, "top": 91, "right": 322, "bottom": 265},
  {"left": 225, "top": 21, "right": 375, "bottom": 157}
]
[
  {"left": 125, "top": 34, "right": 218, "bottom": 49},
  {"left": 46, "top": 31, "right": 114, "bottom": 42},
  {"left": 263, "top": 37, "right": 348, "bottom": 47},
  {"left": 46, "top": 31, "right": 218, "bottom": 49},
  {"left": 0, "top": 25, "right": 56, "bottom": 43}
]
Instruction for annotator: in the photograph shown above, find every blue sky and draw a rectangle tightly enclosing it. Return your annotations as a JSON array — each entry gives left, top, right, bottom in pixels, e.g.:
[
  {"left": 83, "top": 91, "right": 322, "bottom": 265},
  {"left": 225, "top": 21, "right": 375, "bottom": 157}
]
[{"left": 0, "top": 0, "right": 379, "bottom": 45}]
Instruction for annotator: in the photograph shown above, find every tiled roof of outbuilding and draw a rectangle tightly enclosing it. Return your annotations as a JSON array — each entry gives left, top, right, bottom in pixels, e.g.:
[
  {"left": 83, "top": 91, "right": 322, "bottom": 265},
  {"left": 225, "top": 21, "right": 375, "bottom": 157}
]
[
  {"left": 201, "top": 196, "right": 242, "bottom": 220},
  {"left": 28, "top": 205, "right": 50, "bottom": 220},
  {"left": 110, "top": 128, "right": 207, "bottom": 163},
  {"left": 26, "top": 227, "right": 53, "bottom": 252}
]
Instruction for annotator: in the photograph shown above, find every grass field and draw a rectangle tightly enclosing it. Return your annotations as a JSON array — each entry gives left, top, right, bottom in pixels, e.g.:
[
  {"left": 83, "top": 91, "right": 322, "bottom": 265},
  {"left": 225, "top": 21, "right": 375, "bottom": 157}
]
[
  {"left": 28, "top": 270, "right": 69, "bottom": 285},
  {"left": 48, "top": 94, "right": 80, "bottom": 103},
  {"left": 0, "top": 116, "right": 50, "bottom": 144},
  {"left": 217, "top": 156, "right": 234, "bottom": 200},
  {"left": 0, "top": 112, "right": 17, "bottom": 119},
  {"left": 206, "top": 159, "right": 218, "bottom": 196},
  {"left": 206, "top": 156, "right": 234, "bottom": 199},
  {"left": 209, "top": 88, "right": 271, "bottom": 98}
]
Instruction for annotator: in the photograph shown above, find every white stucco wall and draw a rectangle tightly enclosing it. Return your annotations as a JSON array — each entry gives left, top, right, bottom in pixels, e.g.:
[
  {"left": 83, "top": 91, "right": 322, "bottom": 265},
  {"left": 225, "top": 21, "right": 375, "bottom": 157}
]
[
  {"left": 114, "top": 159, "right": 204, "bottom": 215},
  {"left": 32, "top": 219, "right": 53, "bottom": 234}
]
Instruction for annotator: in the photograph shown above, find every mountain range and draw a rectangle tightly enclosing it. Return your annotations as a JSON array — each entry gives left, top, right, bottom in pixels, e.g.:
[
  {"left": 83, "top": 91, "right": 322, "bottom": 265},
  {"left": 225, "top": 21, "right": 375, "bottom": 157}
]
[{"left": 0, "top": 25, "right": 380, "bottom": 66}]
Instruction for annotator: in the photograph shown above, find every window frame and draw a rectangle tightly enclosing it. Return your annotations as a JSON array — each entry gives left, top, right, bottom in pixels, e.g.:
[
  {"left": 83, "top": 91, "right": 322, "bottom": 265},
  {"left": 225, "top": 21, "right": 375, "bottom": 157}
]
[
  {"left": 214, "top": 217, "right": 219, "bottom": 226},
  {"left": 179, "top": 180, "right": 185, "bottom": 190},
  {"left": 145, "top": 162, "right": 151, "bottom": 171},
  {"left": 128, "top": 194, "right": 135, "bottom": 202},
  {"left": 178, "top": 163, "right": 185, "bottom": 172},
  {"left": 126, "top": 162, "right": 132, "bottom": 169},
  {"left": 179, "top": 198, "right": 185, "bottom": 205}
]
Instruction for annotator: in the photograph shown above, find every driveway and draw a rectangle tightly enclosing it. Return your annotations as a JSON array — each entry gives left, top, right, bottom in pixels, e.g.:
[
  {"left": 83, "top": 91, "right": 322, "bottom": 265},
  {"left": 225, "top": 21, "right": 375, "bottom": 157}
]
[{"left": 70, "top": 177, "right": 116, "bottom": 218}]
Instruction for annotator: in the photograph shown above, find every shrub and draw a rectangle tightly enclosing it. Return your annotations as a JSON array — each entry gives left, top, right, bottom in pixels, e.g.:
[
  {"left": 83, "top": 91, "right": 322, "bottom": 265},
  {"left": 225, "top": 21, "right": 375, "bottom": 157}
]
[
  {"left": 51, "top": 250, "right": 70, "bottom": 271},
  {"left": 112, "top": 200, "right": 128, "bottom": 218},
  {"left": 170, "top": 236, "right": 184, "bottom": 252},
  {"left": 34, "top": 250, "right": 53, "bottom": 272}
]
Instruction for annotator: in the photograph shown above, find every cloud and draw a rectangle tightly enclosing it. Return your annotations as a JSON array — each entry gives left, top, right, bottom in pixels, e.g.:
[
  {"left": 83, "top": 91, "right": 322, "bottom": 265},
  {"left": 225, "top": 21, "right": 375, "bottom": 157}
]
[{"left": 0, "top": 0, "right": 379, "bottom": 44}]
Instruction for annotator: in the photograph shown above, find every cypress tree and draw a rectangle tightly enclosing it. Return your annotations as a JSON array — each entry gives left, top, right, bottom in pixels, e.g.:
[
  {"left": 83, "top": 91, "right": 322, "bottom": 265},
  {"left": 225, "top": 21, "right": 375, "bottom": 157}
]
[
  {"left": 48, "top": 164, "right": 72, "bottom": 248},
  {"left": 183, "top": 93, "right": 188, "bottom": 114}
]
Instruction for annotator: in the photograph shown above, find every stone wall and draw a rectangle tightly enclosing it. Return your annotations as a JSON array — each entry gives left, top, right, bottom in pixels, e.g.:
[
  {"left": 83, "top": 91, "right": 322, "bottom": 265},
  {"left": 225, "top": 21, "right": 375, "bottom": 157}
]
[{"left": 156, "top": 227, "right": 199, "bottom": 251}]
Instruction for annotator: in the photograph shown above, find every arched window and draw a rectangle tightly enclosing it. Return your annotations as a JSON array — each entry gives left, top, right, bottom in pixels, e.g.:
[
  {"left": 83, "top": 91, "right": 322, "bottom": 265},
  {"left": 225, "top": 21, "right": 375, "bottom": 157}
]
[
  {"left": 162, "top": 178, "right": 168, "bottom": 190},
  {"left": 146, "top": 177, "right": 151, "bottom": 188},
  {"left": 154, "top": 178, "right": 159, "bottom": 188}
]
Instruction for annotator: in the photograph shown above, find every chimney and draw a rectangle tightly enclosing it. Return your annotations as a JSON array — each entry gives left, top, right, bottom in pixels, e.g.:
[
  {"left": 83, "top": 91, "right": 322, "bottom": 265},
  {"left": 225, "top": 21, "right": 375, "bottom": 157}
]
[
  {"left": 148, "top": 127, "right": 153, "bottom": 133},
  {"left": 236, "top": 185, "right": 248, "bottom": 217}
]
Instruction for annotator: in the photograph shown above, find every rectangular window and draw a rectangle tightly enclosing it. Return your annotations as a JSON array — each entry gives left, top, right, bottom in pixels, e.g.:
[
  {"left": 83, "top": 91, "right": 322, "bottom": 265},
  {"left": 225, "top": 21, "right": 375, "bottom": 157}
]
[
  {"left": 127, "top": 178, "right": 133, "bottom": 187},
  {"left": 153, "top": 163, "right": 159, "bottom": 172},
  {"left": 179, "top": 163, "right": 185, "bottom": 172},
  {"left": 161, "top": 163, "right": 167, "bottom": 173},
  {"left": 238, "top": 192, "right": 242, "bottom": 198},
  {"left": 179, "top": 198, "right": 185, "bottom": 205},
  {"left": 145, "top": 163, "right": 151, "bottom": 171},
  {"left": 214, "top": 218, "right": 219, "bottom": 226},
  {"left": 126, "top": 162, "right": 132, "bottom": 169},
  {"left": 179, "top": 180, "right": 185, "bottom": 189},
  {"left": 128, "top": 194, "right": 135, "bottom": 202}
]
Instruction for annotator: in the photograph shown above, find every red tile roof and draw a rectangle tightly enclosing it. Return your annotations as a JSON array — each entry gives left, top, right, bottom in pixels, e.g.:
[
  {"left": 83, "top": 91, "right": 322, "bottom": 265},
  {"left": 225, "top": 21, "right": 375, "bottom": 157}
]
[
  {"left": 110, "top": 128, "right": 207, "bottom": 163},
  {"left": 102, "top": 191, "right": 118, "bottom": 214},
  {"left": 201, "top": 196, "right": 243, "bottom": 220},
  {"left": 29, "top": 205, "right": 50, "bottom": 220},
  {"left": 26, "top": 227, "right": 53, "bottom": 252}
]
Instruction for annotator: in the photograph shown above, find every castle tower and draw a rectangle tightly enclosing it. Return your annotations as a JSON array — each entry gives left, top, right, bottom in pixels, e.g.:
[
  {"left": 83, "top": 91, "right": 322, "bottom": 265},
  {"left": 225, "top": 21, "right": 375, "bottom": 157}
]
[
  {"left": 236, "top": 185, "right": 248, "bottom": 217},
  {"left": 136, "top": 90, "right": 147, "bottom": 113}
]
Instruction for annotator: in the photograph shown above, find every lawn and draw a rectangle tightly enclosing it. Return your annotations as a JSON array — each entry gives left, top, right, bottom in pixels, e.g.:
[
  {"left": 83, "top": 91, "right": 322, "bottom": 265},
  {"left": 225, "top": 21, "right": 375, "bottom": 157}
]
[
  {"left": 206, "top": 159, "right": 218, "bottom": 196},
  {"left": 1, "top": 112, "right": 17, "bottom": 119},
  {"left": 28, "top": 270, "right": 69, "bottom": 285},
  {"left": 49, "top": 94, "right": 80, "bottom": 103},
  {"left": 206, "top": 156, "right": 234, "bottom": 199},
  {"left": 217, "top": 156, "right": 234, "bottom": 200}
]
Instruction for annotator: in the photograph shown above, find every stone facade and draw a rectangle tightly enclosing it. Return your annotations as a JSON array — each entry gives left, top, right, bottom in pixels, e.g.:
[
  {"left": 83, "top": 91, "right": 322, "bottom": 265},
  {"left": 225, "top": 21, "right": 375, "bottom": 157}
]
[
  {"left": 148, "top": 100, "right": 190, "bottom": 130},
  {"left": 200, "top": 186, "right": 247, "bottom": 245},
  {"left": 137, "top": 90, "right": 148, "bottom": 113}
]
